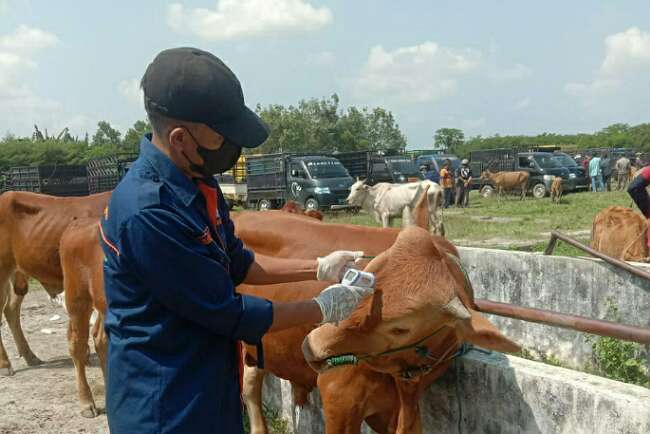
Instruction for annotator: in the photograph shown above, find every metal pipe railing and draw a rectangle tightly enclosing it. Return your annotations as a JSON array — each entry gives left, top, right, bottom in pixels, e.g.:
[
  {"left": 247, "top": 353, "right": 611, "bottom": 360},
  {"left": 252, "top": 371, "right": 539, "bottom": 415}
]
[
  {"left": 475, "top": 299, "right": 650, "bottom": 345},
  {"left": 544, "top": 230, "right": 650, "bottom": 282}
]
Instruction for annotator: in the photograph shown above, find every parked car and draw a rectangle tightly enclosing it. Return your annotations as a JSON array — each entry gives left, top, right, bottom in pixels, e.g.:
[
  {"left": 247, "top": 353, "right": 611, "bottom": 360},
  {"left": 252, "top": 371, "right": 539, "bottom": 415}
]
[
  {"left": 551, "top": 152, "right": 590, "bottom": 190},
  {"left": 335, "top": 151, "right": 423, "bottom": 185}
]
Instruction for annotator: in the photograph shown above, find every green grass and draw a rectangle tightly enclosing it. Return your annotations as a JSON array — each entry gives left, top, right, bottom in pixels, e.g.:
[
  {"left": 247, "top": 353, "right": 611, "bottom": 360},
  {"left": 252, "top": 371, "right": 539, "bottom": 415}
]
[{"left": 326, "top": 190, "right": 634, "bottom": 251}]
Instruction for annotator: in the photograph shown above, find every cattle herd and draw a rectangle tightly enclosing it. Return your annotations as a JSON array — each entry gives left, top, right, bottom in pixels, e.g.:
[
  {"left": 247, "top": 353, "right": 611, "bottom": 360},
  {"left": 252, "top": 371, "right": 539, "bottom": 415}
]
[{"left": 0, "top": 174, "right": 645, "bottom": 433}]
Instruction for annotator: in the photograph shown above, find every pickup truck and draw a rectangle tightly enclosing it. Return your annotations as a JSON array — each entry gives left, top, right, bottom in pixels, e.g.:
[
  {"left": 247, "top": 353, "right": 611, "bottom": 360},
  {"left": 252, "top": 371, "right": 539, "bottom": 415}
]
[{"left": 245, "top": 153, "right": 354, "bottom": 211}]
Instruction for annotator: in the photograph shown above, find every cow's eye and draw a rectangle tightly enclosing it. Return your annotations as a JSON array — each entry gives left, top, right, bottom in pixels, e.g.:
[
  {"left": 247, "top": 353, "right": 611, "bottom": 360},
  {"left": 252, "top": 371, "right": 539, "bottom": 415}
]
[{"left": 390, "top": 327, "right": 410, "bottom": 336}]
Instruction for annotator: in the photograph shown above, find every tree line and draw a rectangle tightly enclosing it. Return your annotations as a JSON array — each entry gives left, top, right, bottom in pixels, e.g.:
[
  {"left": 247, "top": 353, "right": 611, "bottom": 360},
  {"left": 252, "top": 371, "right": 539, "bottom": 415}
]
[
  {"left": 1, "top": 93, "right": 648, "bottom": 171},
  {"left": 443, "top": 123, "right": 650, "bottom": 157},
  {"left": 0, "top": 121, "right": 149, "bottom": 172},
  {"left": 0, "top": 94, "right": 407, "bottom": 171}
]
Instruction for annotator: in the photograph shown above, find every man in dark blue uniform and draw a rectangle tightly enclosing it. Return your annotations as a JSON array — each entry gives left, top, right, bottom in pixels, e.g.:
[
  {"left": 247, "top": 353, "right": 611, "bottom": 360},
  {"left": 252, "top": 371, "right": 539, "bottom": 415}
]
[{"left": 100, "top": 47, "right": 372, "bottom": 434}]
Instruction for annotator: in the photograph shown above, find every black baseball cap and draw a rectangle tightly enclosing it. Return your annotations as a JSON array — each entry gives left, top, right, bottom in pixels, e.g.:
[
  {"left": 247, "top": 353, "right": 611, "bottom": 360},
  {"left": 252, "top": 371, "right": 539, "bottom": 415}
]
[{"left": 141, "top": 47, "right": 268, "bottom": 148}]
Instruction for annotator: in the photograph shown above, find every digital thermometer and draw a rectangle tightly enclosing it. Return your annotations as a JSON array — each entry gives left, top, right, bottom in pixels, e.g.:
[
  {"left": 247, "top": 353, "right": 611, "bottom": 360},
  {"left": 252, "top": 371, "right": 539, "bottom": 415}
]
[{"left": 341, "top": 268, "right": 376, "bottom": 289}]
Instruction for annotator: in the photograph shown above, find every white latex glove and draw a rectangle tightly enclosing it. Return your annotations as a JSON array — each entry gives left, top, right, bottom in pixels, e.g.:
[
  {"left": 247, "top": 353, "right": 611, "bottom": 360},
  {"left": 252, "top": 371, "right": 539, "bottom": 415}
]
[
  {"left": 316, "top": 250, "right": 364, "bottom": 281},
  {"left": 313, "top": 283, "right": 374, "bottom": 324}
]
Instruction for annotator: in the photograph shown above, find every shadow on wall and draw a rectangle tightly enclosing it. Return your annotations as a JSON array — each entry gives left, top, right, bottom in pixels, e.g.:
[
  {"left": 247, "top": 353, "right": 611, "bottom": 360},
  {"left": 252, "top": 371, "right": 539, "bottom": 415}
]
[{"left": 422, "top": 352, "right": 541, "bottom": 434}]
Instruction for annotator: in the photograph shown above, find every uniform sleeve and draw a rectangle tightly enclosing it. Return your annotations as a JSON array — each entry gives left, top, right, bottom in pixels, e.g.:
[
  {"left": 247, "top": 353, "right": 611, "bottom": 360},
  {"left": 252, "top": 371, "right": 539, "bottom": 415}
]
[
  {"left": 218, "top": 195, "right": 254, "bottom": 285},
  {"left": 628, "top": 167, "right": 650, "bottom": 218},
  {"left": 118, "top": 208, "right": 273, "bottom": 344}
]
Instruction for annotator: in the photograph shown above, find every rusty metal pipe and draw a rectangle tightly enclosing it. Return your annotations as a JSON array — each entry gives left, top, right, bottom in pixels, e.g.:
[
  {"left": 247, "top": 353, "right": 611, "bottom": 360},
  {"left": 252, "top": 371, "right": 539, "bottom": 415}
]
[
  {"left": 544, "top": 230, "right": 650, "bottom": 282},
  {"left": 475, "top": 299, "right": 650, "bottom": 345}
]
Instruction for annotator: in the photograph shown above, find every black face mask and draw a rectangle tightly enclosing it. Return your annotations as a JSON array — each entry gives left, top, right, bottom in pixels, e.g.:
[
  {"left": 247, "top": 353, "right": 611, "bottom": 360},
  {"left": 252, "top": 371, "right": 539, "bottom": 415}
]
[{"left": 184, "top": 128, "right": 242, "bottom": 177}]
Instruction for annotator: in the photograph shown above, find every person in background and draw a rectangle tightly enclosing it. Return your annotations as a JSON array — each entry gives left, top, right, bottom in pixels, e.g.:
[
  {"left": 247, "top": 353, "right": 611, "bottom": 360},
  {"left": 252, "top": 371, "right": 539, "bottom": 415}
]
[
  {"left": 455, "top": 159, "right": 472, "bottom": 208},
  {"left": 635, "top": 153, "right": 644, "bottom": 168},
  {"left": 600, "top": 152, "right": 612, "bottom": 192},
  {"left": 439, "top": 159, "right": 453, "bottom": 208},
  {"left": 581, "top": 154, "right": 591, "bottom": 173},
  {"left": 615, "top": 156, "right": 631, "bottom": 190},
  {"left": 419, "top": 164, "right": 436, "bottom": 182},
  {"left": 589, "top": 152, "right": 603, "bottom": 192}
]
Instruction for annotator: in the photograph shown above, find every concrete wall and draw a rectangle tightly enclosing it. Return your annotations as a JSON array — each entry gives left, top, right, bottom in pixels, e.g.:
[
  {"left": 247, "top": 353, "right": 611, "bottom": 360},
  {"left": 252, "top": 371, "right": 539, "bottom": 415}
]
[
  {"left": 457, "top": 247, "right": 650, "bottom": 369},
  {"left": 262, "top": 352, "right": 650, "bottom": 434}
]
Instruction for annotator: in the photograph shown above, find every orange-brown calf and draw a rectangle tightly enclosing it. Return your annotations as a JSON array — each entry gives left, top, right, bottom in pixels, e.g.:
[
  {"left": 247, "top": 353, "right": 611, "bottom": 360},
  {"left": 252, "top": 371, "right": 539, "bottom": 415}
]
[
  {"left": 59, "top": 218, "right": 107, "bottom": 418},
  {"left": 551, "top": 176, "right": 563, "bottom": 203}
]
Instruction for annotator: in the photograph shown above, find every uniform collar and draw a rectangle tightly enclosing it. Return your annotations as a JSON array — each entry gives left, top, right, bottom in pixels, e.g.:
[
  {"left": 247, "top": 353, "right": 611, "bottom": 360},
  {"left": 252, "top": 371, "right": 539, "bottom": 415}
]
[{"left": 139, "top": 134, "right": 215, "bottom": 207}]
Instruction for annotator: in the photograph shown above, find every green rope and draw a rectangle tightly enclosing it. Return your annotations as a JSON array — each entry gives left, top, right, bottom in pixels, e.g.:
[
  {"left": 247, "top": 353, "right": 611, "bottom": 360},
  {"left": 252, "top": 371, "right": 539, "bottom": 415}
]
[{"left": 326, "top": 354, "right": 358, "bottom": 367}]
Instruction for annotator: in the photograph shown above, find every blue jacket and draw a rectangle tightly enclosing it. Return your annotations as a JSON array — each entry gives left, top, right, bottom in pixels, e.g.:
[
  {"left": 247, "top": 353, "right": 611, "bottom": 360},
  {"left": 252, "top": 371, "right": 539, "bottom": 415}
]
[{"left": 100, "top": 135, "right": 273, "bottom": 434}]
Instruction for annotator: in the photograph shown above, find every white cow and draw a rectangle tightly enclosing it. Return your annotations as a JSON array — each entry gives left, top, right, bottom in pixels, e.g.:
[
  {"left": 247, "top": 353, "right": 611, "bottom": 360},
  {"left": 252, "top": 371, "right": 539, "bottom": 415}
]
[{"left": 347, "top": 179, "right": 445, "bottom": 235}]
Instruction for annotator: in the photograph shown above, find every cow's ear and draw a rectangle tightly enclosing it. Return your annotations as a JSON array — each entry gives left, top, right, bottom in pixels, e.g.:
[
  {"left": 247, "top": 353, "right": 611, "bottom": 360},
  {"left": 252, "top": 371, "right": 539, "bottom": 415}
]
[
  {"left": 355, "top": 254, "right": 388, "bottom": 331},
  {"left": 456, "top": 310, "right": 520, "bottom": 353}
]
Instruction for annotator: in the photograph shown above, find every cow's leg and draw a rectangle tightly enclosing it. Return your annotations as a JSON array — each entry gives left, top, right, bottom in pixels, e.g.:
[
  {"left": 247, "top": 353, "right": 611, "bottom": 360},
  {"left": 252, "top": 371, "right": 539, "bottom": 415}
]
[
  {"left": 66, "top": 284, "right": 98, "bottom": 418},
  {"left": 291, "top": 382, "right": 311, "bottom": 407},
  {"left": 91, "top": 311, "right": 107, "bottom": 381},
  {"left": 4, "top": 283, "right": 42, "bottom": 366},
  {"left": 394, "top": 380, "right": 422, "bottom": 434},
  {"left": 242, "top": 365, "right": 269, "bottom": 434},
  {"left": 0, "top": 282, "right": 14, "bottom": 376},
  {"left": 320, "top": 372, "right": 366, "bottom": 434},
  {"left": 319, "top": 366, "right": 399, "bottom": 434},
  {"left": 381, "top": 213, "right": 390, "bottom": 228}
]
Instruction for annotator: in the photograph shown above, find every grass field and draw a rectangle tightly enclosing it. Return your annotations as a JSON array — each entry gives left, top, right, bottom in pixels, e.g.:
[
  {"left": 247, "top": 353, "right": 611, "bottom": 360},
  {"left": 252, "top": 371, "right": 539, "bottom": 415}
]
[{"left": 326, "top": 189, "right": 636, "bottom": 256}]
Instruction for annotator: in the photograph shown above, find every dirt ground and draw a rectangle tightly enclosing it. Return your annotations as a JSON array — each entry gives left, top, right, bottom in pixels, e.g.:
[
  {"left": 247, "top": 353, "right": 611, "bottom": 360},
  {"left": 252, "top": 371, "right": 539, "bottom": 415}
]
[{"left": 0, "top": 290, "right": 109, "bottom": 434}]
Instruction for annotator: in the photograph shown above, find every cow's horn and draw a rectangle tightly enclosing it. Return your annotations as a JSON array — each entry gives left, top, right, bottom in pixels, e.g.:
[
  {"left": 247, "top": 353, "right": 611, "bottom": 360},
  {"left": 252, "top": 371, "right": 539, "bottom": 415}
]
[{"left": 443, "top": 296, "right": 471, "bottom": 320}]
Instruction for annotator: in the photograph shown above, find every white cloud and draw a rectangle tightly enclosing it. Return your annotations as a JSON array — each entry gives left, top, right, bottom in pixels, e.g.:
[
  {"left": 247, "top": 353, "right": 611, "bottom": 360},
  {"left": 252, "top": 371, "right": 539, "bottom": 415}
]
[
  {"left": 0, "top": 25, "right": 89, "bottom": 137},
  {"left": 306, "top": 50, "right": 336, "bottom": 66},
  {"left": 565, "top": 27, "right": 650, "bottom": 100},
  {"left": 563, "top": 78, "right": 619, "bottom": 97},
  {"left": 514, "top": 97, "right": 531, "bottom": 110},
  {"left": 490, "top": 63, "right": 532, "bottom": 81},
  {"left": 167, "top": 0, "right": 332, "bottom": 41},
  {"left": 0, "top": 24, "right": 58, "bottom": 54},
  {"left": 118, "top": 78, "right": 144, "bottom": 107},
  {"left": 601, "top": 27, "right": 650, "bottom": 75},
  {"left": 354, "top": 42, "right": 481, "bottom": 103}
]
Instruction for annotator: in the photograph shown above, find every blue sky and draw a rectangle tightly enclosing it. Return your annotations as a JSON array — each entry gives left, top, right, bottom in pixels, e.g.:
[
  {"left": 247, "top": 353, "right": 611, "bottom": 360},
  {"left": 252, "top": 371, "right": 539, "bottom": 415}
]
[{"left": 1, "top": 0, "right": 649, "bottom": 148}]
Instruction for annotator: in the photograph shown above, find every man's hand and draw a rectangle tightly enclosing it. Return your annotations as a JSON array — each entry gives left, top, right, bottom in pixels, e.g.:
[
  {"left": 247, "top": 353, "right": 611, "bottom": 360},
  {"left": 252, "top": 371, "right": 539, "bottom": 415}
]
[
  {"left": 316, "top": 250, "right": 364, "bottom": 281},
  {"left": 313, "top": 284, "right": 373, "bottom": 324}
]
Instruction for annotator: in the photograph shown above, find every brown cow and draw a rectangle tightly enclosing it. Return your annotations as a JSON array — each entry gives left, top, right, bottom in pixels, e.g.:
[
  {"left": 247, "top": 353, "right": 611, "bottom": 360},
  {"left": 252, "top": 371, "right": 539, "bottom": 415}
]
[
  {"left": 550, "top": 176, "right": 563, "bottom": 203},
  {"left": 300, "top": 194, "right": 519, "bottom": 433},
  {"left": 234, "top": 194, "right": 519, "bottom": 434},
  {"left": 480, "top": 170, "right": 529, "bottom": 200},
  {"left": 591, "top": 206, "right": 648, "bottom": 262},
  {"left": 0, "top": 191, "right": 110, "bottom": 376}
]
